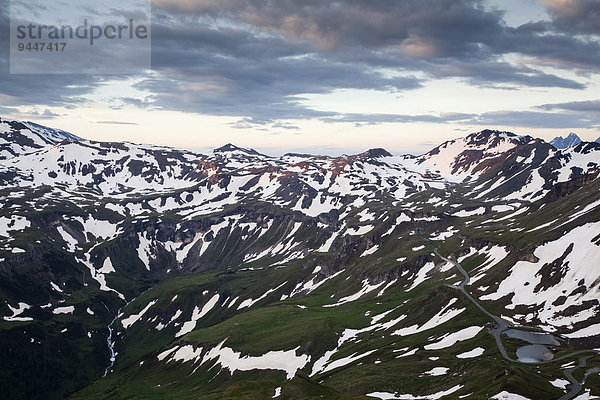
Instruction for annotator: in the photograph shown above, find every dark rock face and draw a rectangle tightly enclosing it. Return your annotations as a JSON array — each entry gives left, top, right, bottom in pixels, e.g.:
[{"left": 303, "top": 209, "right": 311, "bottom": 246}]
[
  {"left": 363, "top": 148, "right": 392, "bottom": 158},
  {"left": 550, "top": 133, "right": 582, "bottom": 149},
  {"left": 540, "top": 171, "right": 599, "bottom": 203}
]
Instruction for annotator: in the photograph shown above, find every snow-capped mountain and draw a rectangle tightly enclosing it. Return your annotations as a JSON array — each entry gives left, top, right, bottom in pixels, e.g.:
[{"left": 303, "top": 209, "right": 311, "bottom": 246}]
[
  {"left": 0, "top": 117, "right": 80, "bottom": 160},
  {"left": 549, "top": 132, "right": 582, "bottom": 149},
  {"left": 1, "top": 118, "right": 600, "bottom": 400}
]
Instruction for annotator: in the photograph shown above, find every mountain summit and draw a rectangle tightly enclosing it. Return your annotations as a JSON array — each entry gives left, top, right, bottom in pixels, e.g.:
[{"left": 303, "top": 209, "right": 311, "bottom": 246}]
[
  {"left": 549, "top": 132, "right": 582, "bottom": 149},
  {"left": 213, "top": 143, "right": 262, "bottom": 155}
]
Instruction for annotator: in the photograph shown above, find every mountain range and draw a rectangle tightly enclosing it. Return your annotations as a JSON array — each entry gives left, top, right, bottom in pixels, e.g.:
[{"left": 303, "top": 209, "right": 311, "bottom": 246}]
[{"left": 1, "top": 117, "right": 600, "bottom": 400}]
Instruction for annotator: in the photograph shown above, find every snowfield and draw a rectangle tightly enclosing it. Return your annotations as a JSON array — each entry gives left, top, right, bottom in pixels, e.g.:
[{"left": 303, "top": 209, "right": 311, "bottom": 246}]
[
  {"left": 481, "top": 222, "right": 600, "bottom": 332},
  {"left": 158, "top": 339, "right": 310, "bottom": 380},
  {"left": 367, "top": 384, "right": 463, "bottom": 399}
]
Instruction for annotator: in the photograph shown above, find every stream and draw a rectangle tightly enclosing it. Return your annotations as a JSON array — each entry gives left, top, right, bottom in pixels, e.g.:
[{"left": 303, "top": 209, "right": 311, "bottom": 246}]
[
  {"left": 102, "top": 298, "right": 133, "bottom": 377},
  {"left": 103, "top": 309, "right": 121, "bottom": 377},
  {"left": 102, "top": 289, "right": 151, "bottom": 377},
  {"left": 102, "top": 302, "right": 126, "bottom": 377}
]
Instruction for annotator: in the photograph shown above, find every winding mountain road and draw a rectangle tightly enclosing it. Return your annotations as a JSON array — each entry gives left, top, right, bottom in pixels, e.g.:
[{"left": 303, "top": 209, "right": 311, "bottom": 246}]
[
  {"left": 417, "top": 229, "right": 600, "bottom": 400},
  {"left": 559, "top": 356, "right": 600, "bottom": 400}
]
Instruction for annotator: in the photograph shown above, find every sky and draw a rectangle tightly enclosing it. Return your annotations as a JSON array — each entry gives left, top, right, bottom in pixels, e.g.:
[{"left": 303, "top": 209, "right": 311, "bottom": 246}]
[{"left": 1, "top": 0, "right": 599, "bottom": 155}]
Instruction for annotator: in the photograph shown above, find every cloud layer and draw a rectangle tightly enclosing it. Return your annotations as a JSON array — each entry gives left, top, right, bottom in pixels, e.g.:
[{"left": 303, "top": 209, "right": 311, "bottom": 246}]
[{"left": 1, "top": 0, "right": 598, "bottom": 131}]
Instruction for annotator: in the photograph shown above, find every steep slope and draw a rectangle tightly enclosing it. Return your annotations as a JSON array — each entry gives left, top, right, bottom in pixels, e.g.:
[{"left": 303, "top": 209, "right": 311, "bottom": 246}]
[
  {"left": 1, "top": 119, "right": 599, "bottom": 400},
  {"left": 402, "top": 129, "right": 531, "bottom": 183},
  {"left": 72, "top": 182, "right": 600, "bottom": 399},
  {"left": 0, "top": 117, "right": 80, "bottom": 160}
]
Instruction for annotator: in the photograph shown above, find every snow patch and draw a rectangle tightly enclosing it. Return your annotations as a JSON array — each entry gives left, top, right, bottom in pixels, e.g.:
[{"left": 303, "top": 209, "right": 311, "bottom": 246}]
[
  {"left": 422, "top": 366, "right": 449, "bottom": 376},
  {"left": 53, "top": 306, "right": 75, "bottom": 315},
  {"left": 3, "top": 302, "right": 32, "bottom": 322},
  {"left": 98, "top": 257, "right": 115, "bottom": 274},
  {"left": 122, "top": 300, "right": 156, "bottom": 329},
  {"left": 456, "top": 347, "right": 485, "bottom": 359},
  {"left": 201, "top": 340, "right": 310, "bottom": 379},
  {"left": 367, "top": 384, "right": 463, "bottom": 399},
  {"left": 176, "top": 294, "right": 220, "bottom": 337},
  {"left": 424, "top": 326, "right": 483, "bottom": 350}
]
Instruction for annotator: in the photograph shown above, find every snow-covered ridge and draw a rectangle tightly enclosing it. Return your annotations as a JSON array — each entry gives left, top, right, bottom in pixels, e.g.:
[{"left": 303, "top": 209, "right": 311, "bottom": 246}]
[
  {"left": 2, "top": 120, "right": 599, "bottom": 211},
  {"left": 0, "top": 117, "right": 80, "bottom": 160},
  {"left": 400, "top": 129, "right": 533, "bottom": 183}
]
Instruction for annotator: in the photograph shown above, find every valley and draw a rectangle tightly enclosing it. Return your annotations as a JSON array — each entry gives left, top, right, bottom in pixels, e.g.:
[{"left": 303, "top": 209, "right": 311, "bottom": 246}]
[{"left": 1, "top": 118, "right": 599, "bottom": 399}]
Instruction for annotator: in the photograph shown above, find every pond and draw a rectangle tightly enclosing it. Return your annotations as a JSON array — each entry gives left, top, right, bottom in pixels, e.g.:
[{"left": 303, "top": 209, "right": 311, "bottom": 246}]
[
  {"left": 503, "top": 329, "right": 560, "bottom": 363},
  {"left": 504, "top": 329, "right": 560, "bottom": 345},
  {"left": 516, "top": 344, "right": 555, "bottom": 363}
]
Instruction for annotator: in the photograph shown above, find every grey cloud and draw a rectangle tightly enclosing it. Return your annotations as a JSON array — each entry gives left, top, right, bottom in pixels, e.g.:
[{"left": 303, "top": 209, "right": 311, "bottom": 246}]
[
  {"left": 543, "top": 0, "right": 600, "bottom": 34},
  {"left": 136, "top": 22, "right": 423, "bottom": 121},
  {"left": 0, "top": 6, "right": 135, "bottom": 108},
  {"left": 153, "top": 0, "right": 503, "bottom": 57},
  {"left": 324, "top": 108, "right": 600, "bottom": 131},
  {"left": 0, "top": 107, "right": 62, "bottom": 119},
  {"left": 231, "top": 118, "right": 300, "bottom": 131},
  {"left": 322, "top": 112, "right": 476, "bottom": 125},
  {"left": 426, "top": 59, "right": 586, "bottom": 89},
  {"left": 0, "top": 105, "right": 21, "bottom": 115},
  {"left": 139, "top": 6, "right": 588, "bottom": 124},
  {"left": 0, "top": 71, "right": 103, "bottom": 107},
  {"left": 154, "top": 0, "right": 600, "bottom": 69},
  {"left": 231, "top": 108, "right": 600, "bottom": 132},
  {"left": 538, "top": 100, "right": 600, "bottom": 113},
  {"left": 97, "top": 120, "right": 139, "bottom": 125},
  {"left": 33, "top": 109, "right": 62, "bottom": 118},
  {"left": 494, "top": 26, "right": 600, "bottom": 70},
  {"left": 474, "top": 110, "right": 600, "bottom": 129},
  {"left": 1, "top": 0, "right": 598, "bottom": 131}
]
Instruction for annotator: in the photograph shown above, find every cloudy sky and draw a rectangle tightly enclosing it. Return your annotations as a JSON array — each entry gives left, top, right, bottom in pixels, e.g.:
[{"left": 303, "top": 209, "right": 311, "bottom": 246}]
[{"left": 1, "top": 0, "right": 599, "bottom": 155}]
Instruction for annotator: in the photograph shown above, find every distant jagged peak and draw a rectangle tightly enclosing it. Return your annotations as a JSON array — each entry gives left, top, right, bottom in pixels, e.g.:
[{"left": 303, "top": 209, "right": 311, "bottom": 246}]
[{"left": 549, "top": 132, "right": 582, "bottom": 149}]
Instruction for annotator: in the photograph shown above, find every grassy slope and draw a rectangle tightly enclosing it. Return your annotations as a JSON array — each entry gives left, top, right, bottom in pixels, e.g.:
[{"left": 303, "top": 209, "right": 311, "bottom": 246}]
[
  {"left": 6, "top": 176, "right": 600, "bottom": 400},
  {"left": 70, "top": 249, "right": 575, "bottom": 399}
]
